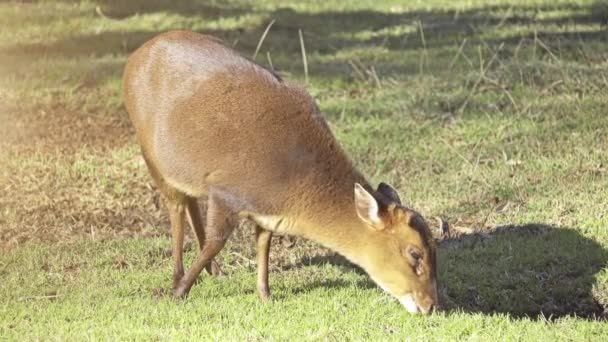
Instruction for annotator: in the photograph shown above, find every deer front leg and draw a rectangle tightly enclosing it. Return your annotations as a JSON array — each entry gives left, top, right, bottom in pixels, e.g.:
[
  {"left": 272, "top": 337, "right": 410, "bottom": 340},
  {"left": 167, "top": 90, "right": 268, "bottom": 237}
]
[
  {"left": 174, "top": 191, "right": 235, "bottom": 298},
  {"left": 185, "top": 197, "right": 223, "bottom": 276}
]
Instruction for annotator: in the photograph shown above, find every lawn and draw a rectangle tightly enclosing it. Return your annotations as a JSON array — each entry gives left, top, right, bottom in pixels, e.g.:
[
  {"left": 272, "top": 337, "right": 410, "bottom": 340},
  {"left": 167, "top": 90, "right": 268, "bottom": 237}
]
[{"left": 1, "top": 0, "right": 607, "bottom": 339}]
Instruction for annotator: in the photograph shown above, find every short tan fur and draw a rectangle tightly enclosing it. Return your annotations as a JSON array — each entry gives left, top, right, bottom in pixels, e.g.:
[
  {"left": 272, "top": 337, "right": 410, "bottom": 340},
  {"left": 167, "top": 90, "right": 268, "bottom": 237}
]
[{"left": 123, "top": 31, "right": 438, "bottom": 314}]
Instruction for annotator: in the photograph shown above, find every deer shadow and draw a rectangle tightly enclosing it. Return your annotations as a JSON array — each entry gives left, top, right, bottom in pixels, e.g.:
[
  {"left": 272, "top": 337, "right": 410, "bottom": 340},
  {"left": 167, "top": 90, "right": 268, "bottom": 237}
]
[{"left": 283, "top": 223, "right": 607, "bottom": 319}]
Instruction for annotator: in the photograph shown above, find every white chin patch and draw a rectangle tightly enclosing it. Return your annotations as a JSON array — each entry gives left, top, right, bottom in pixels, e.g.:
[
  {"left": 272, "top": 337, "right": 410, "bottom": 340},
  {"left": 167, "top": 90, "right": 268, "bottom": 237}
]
[{"left": 400, "top": 294, "right": 419, "bottom": 314}]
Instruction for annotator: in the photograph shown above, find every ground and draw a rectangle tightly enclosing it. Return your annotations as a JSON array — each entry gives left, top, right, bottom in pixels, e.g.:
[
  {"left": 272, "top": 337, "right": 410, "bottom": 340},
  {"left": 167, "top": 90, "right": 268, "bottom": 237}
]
[{"left": 1, "top": 0, "right": 607, "bottom": 339}]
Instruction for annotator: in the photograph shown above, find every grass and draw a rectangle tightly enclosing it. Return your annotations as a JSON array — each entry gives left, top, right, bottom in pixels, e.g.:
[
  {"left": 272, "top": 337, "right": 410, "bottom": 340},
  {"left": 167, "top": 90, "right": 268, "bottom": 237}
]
[
  {"left": 1, "top": 0, "right": 607, "bottom": 339},
  {"left": 1, "top": 237, "right": 606, "bottom": 340}
]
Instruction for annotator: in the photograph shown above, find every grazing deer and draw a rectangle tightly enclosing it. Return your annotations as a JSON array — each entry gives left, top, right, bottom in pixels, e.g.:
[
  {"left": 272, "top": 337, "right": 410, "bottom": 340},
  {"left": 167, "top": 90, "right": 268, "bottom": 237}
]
[{"left": 123, "top": 31, "right": 438, "bottom": 314}]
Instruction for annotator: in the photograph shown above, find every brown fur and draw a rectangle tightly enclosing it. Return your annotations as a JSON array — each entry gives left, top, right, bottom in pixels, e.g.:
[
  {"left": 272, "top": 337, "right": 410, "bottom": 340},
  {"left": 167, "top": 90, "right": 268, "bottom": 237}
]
[{"left": 123, "top": 31, "right": 438, "bottom": 313}]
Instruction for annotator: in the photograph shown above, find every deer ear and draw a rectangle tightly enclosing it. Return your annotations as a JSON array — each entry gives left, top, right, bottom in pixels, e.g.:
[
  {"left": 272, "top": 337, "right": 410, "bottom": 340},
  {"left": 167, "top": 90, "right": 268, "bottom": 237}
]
[
  {"left": 377, "top": 182, "right": 401, "bottom": 205},
  {"left": 354, "top": 183, "right": 383, "bottom": 228}
]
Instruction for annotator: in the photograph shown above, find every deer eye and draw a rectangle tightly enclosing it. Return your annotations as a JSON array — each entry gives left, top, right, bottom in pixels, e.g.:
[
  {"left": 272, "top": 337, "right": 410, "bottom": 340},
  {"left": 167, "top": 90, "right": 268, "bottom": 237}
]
[
  {"left": 403, "top": 246, "right": 423, "bottom": 267},
  {"left": 411, "top": 250, "right": 422, "bottom": 261}
]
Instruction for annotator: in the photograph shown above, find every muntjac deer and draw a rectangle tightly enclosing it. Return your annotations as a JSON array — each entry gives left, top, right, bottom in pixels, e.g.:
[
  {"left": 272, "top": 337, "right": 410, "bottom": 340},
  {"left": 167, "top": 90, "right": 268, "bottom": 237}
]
[{"left": 123, "top": 31, "right": 438, "bottom": 314}]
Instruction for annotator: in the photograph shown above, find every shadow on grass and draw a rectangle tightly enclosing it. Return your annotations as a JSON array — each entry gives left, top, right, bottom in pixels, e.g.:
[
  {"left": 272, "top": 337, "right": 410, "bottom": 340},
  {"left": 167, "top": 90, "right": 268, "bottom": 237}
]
[
  {"left": 282, "top": 278, "right": 377, "bottom": 298},
  {"left": 285, "top": 223, "right": 607, "bottom": 320},
  {"left": 2, "top": 0, "right": 606, "bottom": 118},
  {"left": 3, "top": 1, "right": 607, "bottom": 71},
  {"left": 440, "top": 224, "right": 607, "bottom": 319},
  {"left": 94, "top": 0, "right": 249, "bottom": 19},
  {"left": 280, "top": 253, "right": 366, "bottom": 275}
]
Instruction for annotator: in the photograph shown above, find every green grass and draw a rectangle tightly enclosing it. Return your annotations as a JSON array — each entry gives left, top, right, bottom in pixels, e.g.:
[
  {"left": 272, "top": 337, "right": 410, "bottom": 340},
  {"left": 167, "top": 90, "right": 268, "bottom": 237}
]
[
  {"left": 1, "top": 0, "right": 607, "bottom": 339},
  {"left": 1, "top": 238, "right": 606, "bottom": 340}
]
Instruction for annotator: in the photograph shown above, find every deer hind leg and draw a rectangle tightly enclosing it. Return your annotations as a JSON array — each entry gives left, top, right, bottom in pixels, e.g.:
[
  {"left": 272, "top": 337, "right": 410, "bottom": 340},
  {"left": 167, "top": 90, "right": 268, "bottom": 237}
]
[
  {"left": 174, "top": 190, "right": 236, "bottom": 298},
  {"left": 255, "top": 226, "right": 272, "bottom": 300},
  {"left": 164, "top": 191, "right": 187, "bottom": 291},
  {"left": 140, "top": 151, "right": 188, "bottom": 291},
  {"left": 185, "top": 197, "right": 223, "bottom": 276}
]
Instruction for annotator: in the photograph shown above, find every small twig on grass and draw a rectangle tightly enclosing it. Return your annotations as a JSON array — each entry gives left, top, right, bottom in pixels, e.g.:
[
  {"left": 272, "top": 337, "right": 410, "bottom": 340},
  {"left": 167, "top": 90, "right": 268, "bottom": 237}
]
[
  {"left": 495, "top": 6, "right": 513, "bottom": 29},
  {"left": 448, "top": 38, "right": 468, "bottom": 72},
  {"left": 253, "top": 19, "right": 276, "bottom": 60},
  {"left": 457, "top": 43, "right": 504, "bottom": 115},
  {"left": 369, "top": 66, "right": 382, "bottom": 88},
  {"left": 348, "top": 60, "right": 366, "bottom": 81},
  {"left": 438, "top": 137, "right": 491, "bottom": 188},
  {"left": 231, "top": 252, "right": 255, "bottom": 266},
  {"left": 533, "top": 28, "right": 538, "bottom": 60},
  {"left": 418, "top": 20, "right": 427, "bottom": 75},
  {"left": 477, "top": 204, "right": 495, "bottom": 231},
  {"left": 0, "top": 262, "right": 7, "bottom": 275},
  {"left": 482, "top": 76, "right": 519, "bottom": 113},
  {"left": 298, "top": 29, "right": 309, "bottom": 84},
  {"left": 18, "top": 293, "right": 62, "bottom": 301},
  {"left": 478, "top": 45, "right": 484, "bottom": 74},
  {"left": 465, "top": 135, "right": 487, "bottom": 192},
  {"left": 518, "top": 79, "right": 565, "bottom": 115},
  {"left": 95, "top": 6, "right": 110, "bottom": 19},
  {"left": 535, "top": 35, "right": 568, "bottom": 81},
  {"left": 575, "top": 31, "right": 590, "bottom": 64},
  {"left": 535, "top": 36, "right": 560, "bottom": 63},
  {"left": 540, "top": 80, "right": 564, "bottom": 95},
  {"left": 266, "top": 51, "right": 274, "bottom": 71},
  {"left": 339, "top": 90, "right": 347, "bottom": 121}
]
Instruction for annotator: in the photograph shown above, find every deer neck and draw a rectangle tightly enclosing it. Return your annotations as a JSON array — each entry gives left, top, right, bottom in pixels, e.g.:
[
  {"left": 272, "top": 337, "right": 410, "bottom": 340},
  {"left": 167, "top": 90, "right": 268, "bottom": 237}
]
[{"left": 291, "top": 172, "right": 377, "bottom": 267}]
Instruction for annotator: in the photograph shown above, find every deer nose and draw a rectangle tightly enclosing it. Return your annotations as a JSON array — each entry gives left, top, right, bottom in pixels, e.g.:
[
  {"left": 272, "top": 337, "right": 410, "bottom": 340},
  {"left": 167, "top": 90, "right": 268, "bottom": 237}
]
[
  {"left": 420, "top": 304, "right": 432, "bottom": 315},
  {"left": 419, "top": 299, "right": 437, "bottom": 315}
]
